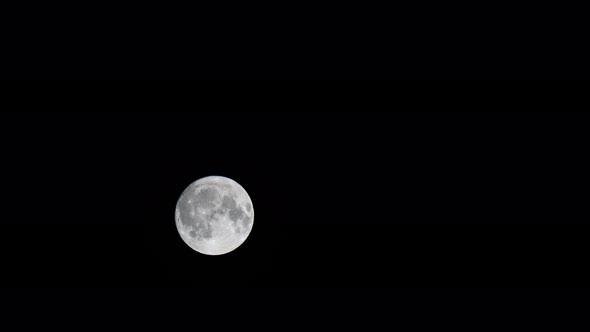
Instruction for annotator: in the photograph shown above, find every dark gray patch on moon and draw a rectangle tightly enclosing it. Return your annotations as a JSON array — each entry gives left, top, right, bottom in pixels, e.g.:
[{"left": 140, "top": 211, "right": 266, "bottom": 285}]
[
  {"left": 221, "top": 195, "right": 244, "bottom": 222},
  {"left": 229, "top": 208, "right": 244, "bottom": 222},
  {"left": 190, "top": 214, "right": 212, "bottom": 240},
  {"left": 246, "top": 203, "right": 252, "bottom": 212},
  {"left": 221, "top": 195, "right": 236, "bottom": 210},
  {"left": 200, "top": 222, "right": 213, "bottom": 239},
  {"left": 194, "top": 187, "right": 218, "bottom": 208}
]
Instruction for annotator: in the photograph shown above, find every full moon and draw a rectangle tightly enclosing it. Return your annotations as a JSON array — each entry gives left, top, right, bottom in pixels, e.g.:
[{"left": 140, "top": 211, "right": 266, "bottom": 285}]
[{"left": 175, "top": 176, "right": 254, "bottom": 255}]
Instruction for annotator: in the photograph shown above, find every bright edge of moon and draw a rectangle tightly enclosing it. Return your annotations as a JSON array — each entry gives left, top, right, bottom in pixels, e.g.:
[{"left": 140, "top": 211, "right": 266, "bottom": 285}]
[{"left": 175, "top": 176, "right": 254, "bottom": 255}]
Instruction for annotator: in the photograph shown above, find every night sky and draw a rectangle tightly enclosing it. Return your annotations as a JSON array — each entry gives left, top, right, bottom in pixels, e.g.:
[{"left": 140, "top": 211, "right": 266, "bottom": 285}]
[{"left": 1, "top": 84, "right": 588, "bottom": 328}]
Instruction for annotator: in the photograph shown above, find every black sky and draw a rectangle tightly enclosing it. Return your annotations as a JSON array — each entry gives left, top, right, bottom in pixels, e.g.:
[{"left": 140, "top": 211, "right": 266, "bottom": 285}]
[{"left": 1, "top": 83, "right": 588, "bottom": 329}]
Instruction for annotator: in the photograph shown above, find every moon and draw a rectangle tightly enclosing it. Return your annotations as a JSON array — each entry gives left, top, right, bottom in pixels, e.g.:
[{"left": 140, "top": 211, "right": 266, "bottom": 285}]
[{"left": 175, "top": 176, "right": 254, "bottom": 255}]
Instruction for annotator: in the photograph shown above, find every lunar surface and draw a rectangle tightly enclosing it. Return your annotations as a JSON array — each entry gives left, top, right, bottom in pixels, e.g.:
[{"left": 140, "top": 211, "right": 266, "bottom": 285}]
[{"left": 175, "top": 176, "right": 254, "bottom": 255}]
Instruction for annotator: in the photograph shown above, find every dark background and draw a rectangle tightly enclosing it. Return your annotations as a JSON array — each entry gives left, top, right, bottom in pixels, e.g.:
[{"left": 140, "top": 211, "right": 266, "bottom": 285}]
[
  {"left": 2, "top": 2, "right": 588, "bottom": 79},
  {"left": 1, "top": 84, "right": 588, "bottom": 328}
]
